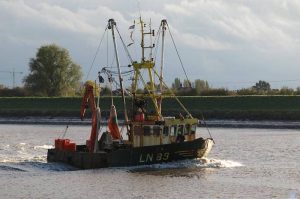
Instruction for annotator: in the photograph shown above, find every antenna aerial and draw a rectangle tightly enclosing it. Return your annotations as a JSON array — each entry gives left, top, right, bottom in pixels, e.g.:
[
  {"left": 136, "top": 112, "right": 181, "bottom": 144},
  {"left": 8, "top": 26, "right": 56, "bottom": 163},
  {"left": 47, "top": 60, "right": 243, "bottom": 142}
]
[{"left": 137, "top": 0, "right": 142, "bottom": 19}]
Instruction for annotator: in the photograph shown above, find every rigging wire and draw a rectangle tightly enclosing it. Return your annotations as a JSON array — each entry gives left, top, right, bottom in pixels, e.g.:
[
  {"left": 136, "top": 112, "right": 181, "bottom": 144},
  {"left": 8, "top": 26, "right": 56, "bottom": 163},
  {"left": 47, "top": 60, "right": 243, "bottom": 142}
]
[
  {"left": 60, "top": 124, "right": 69, "bottom": 138},
  {"left": 166, "top": 22, "right": 191, "bottom": 87},
  {"left": 63, "top": 26, "right": 108, "bottom": 139},
  {"left": 115, "top": 26, "right": 134, "bottom": 64},
  {"left": 200, "top": 112, "right": 215, "bottom": 144},
  {"left": 85, "top": 26, "right": 108, "bottom": 82},
  {"left": 100, "top": 69, "right": 133, "bottom": 96},
  {"left": 102, "top": 68, "right": 134, "bottom": 76},
  {"left": 151, "top": 67, "right": 192, "bottom": 117},
  {"left": 149, "top": 19, "right": 153, "bottom": 60},
  {"left": 153, "top": 23, "right": 162, "bottom": 77},
  {"left": 149, "top": 66, "right": 214, "bottom": 141},
  {"left": 106, "top": 28, "right": 109, "bottom": 69},
  {"left": 153, "top": 24, "right": 162, "bottom": 62},
  {"left": 108, "top": 32, "right": 115, "bottom": 108}
]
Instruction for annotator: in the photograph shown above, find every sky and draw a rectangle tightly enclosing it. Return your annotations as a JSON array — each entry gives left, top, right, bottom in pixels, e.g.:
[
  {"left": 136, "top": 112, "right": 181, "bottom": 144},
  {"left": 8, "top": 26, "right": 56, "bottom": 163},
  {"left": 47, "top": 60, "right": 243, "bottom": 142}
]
[{"left": 1, "top": 0, "right": 300, "bottom": 89}]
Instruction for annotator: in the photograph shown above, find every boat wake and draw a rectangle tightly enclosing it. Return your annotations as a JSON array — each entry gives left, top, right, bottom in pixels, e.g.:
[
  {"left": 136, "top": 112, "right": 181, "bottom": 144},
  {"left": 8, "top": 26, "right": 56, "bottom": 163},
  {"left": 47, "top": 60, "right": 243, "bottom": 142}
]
[
  {"left": 0, "top": 143, "right": 52, "bottom": 163},
  {"left": 0, "top": 143, "right": 76, "bottom": 172},
  {"left": 0, "top": 165, "right": 27, "bottom": 172},
  {"left": 199, "top": 158, "right": 244, "bottom": 168},
  {"left": 33, "top": 145, "right": 54, "bottom": 150},
  {"left": 127, "top": 158, "right": 243, "bottom": 173}
]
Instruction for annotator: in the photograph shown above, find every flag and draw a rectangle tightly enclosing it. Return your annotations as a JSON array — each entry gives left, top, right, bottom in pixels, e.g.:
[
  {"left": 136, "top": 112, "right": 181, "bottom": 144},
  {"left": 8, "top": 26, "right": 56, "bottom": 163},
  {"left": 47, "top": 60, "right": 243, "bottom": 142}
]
[
  {"left": 127, "top": 27, "right": 135, "bottom": 47},
  {"left": 129, "top": 24, "right": 135, "bottom": 29},
  {"left": 127, "top": 42, "right": 134, "bottom": 47},
  {"left": 131, "top": 30, "right": 135, "bottom": 40}
]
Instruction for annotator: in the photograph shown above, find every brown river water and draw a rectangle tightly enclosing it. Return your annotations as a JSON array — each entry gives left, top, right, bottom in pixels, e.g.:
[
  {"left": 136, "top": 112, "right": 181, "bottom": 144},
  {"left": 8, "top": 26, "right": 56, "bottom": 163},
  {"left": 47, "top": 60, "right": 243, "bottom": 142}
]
[{"left": 0, "top": 124, "right": 299, "bottom": 198}]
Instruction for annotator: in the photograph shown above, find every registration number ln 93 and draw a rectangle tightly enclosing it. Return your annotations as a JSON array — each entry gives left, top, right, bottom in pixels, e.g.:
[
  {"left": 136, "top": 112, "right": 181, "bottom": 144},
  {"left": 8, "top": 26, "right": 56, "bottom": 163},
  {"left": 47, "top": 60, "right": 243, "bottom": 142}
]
[{"left": 139, "top": 152, "right": 170, "bottom": 163}]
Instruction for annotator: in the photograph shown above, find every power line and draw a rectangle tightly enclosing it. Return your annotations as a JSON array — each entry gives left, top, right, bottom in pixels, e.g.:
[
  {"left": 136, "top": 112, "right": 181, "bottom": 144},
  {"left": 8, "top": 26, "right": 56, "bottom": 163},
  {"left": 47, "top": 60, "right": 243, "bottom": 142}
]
[{"left": 0, "top": 69, "right": 23, "bottom": 88}]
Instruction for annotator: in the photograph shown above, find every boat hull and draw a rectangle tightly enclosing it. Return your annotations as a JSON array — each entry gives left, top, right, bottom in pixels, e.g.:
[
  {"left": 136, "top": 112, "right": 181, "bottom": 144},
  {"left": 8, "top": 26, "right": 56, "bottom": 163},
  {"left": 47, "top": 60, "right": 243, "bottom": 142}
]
[{"left": 47, "top": 137, "right": 213, "bottom": 169}]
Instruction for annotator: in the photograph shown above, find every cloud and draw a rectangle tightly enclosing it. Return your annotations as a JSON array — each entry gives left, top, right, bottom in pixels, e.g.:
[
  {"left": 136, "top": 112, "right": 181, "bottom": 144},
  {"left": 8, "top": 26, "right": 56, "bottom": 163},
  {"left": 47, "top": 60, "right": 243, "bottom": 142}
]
[
  {"left": 164, "top": 0, "right": 300, "bottom": 52},
  {"left": 164, "top": 3, "right": 192, "bottom": 17},
  {"left": 0, "top": 0, "right": 138, "bottom": 45},
  {"left": 166, "top": 26, "right": 233, "bottom": 50},
  {"left": 1, "top": 0, "right": 300, "bottom": 88}
]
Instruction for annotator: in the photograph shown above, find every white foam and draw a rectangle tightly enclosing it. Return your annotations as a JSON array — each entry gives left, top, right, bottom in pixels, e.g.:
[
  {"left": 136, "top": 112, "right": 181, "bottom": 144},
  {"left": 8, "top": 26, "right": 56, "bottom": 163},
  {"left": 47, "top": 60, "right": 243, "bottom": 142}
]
[
  {"left": 26, "top": 155, "right": 47, "bottom": 163},
  {"left": 33, "top": 145, "right": 54, "bottom": 150},
  {"left": 1, "top": 145, "right": 10, "bottom": 150},
  {"left": 0, "top": 155, "right": 47, "bottom": 163},
  {"left": 126, "top": 158, "right": 243, "bottom": 170},
  {"left": 199, "top": 158, "right": 244, "bottom": 168}
]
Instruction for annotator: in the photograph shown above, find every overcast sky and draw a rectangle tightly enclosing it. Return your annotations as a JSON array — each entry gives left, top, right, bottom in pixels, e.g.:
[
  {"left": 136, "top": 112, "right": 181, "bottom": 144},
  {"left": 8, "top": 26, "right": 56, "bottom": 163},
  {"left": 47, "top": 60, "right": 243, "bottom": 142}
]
[{"left": 1, "top": 0, "right": 300, "bottom": 89}]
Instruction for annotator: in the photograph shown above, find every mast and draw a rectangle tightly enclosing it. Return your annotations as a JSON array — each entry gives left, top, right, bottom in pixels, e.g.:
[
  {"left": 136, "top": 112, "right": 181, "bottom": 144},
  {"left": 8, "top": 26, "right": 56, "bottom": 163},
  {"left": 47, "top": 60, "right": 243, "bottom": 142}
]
[
  {"left": 160, "top": 20, "right": 167, "bottom": 92},
  {"left": 159, "top": 19, "right": 167, "bottom": 113},
  {"left": 108, "top": 19, "right": 129, "bottom": 122},
  {"left": 140, "top": 16, "right": 145, "bottom": 61},
  {"left": 132, "top": 17, "right": 162, "bottom": 118}
]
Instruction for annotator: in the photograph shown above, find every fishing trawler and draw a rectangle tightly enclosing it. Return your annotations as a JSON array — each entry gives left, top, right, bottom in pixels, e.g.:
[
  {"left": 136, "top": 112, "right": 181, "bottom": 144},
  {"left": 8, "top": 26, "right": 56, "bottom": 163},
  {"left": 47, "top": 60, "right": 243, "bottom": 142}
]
[{"left": 47, "top": 17, "right": 214, "bottom": 169}]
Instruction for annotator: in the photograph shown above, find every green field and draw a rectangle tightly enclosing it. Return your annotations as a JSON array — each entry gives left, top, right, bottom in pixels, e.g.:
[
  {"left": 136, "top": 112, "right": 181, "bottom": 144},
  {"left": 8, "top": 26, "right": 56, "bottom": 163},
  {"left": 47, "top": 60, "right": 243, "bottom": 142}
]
[{"left": 1, "top": 96, "right": 300, "bottom": 120}]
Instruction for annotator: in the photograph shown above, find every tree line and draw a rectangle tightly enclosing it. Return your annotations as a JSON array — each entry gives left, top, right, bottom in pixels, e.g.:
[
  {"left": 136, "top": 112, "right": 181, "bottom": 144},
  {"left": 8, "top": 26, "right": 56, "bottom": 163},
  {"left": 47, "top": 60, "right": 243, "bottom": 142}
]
[
  {"left": 171, "top": 79, "right": 300, "bottom": 96},
  {"left": 1, "top": 44, "right": 300, "bottom": 97}
]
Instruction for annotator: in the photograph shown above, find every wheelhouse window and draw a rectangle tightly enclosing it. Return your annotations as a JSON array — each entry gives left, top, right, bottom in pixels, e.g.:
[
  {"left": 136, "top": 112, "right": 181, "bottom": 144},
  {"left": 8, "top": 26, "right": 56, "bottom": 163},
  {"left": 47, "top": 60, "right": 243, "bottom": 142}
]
[
  {"left": 143, "top": 126, "right": 151, "bottom": 136},
  {"left": 185, "top": 124, "right": 191, "bottom": 135},
  {"left": 163, "top": 126, "right": 169, "bottom": 136},
  {"left": 170, "top": 125, "right": 177, "bottom": 136},
  {"left": 134, "top": 125, "right": 143, "bottom": 135},
  {"left": 153, "top": 126, "right": 161, "bottom": 136},
  {"left": 178, "top": 125, "right": 184, "bottom": 135},
  {"left": 191, "top": 124, "right": 197, "bottom": 134}
]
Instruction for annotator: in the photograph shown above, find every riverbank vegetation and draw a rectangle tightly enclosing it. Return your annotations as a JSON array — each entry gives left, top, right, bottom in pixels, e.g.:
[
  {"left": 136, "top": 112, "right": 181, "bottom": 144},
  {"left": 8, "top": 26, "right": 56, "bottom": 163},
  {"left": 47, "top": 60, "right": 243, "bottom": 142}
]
[
  {"left": 1, "top": 96, "right": 300, "bottom": 120},
  {"left": 2, "top": 79, "right": 300, "bottom": 97}
]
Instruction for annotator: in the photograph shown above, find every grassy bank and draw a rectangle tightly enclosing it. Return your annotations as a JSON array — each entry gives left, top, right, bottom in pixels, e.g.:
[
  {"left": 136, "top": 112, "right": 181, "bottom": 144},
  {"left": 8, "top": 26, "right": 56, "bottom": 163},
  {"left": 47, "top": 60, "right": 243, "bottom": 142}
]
[{"left": 1, "top": 96, "right": 300, "bottom": 120}]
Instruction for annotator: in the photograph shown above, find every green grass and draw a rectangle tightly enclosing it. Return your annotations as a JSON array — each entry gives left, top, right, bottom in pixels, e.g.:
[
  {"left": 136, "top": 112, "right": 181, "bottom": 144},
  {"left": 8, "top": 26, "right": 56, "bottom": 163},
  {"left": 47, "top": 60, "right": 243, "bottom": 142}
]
[
  {"left": 165, "top": 96, "right": 300, "bottom": 110},
  {"left": 1, "top": 96, "right": 300, "bottom": 120}
]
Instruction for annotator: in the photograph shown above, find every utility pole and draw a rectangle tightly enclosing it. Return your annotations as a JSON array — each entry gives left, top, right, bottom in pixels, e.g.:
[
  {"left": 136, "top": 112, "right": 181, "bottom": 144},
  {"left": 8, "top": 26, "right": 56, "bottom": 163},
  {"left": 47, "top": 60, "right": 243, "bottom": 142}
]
[{"left": 0, "top": 69, "right": 23, "bottom": 88}]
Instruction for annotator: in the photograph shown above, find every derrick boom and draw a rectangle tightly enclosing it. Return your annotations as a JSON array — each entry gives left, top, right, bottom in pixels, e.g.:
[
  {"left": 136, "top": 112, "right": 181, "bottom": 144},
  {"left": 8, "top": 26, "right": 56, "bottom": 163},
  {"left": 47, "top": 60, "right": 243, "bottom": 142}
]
[{"left": 80, "top": 84, "right": 99, "bottom": 152}]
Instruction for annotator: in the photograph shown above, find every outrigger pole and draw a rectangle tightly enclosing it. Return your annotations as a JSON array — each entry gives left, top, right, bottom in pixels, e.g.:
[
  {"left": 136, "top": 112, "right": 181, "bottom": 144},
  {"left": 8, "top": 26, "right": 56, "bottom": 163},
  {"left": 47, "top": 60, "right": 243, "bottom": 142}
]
[{"left": 108, "top": 19, "right": 129, "bottom": 123}]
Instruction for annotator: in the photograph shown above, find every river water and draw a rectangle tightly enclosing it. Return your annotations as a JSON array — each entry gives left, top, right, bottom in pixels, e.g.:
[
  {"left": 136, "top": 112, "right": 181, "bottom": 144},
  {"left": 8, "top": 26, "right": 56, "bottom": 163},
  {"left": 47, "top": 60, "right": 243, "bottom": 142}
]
[{"left": 0, "top": 124, "right": 299, "bottom": 198}]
